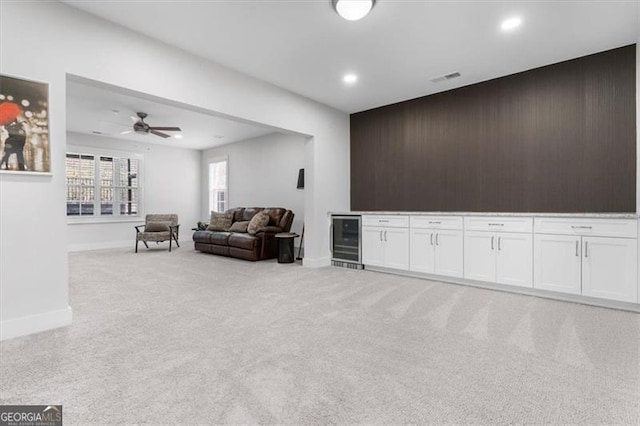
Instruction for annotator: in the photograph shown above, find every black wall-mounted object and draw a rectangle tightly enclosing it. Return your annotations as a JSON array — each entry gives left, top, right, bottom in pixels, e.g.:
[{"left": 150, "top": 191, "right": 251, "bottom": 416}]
[
  {"left": 350, "top": 44, "right": 637, "bottom": 213},
  {"left": 297, "top": 168, "right": 304, "bottom": 189}
]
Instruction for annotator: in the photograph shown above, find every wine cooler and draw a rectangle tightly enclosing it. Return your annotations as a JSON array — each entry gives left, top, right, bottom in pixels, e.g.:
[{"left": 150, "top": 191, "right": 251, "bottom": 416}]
[{"left": 331, "top": 215, "right": 362, "bottom": 268}]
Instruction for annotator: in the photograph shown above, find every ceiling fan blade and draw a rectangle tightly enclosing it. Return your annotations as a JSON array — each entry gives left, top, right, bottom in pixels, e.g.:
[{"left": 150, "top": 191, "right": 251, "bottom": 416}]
[
  {"left": 149, "top": 126, "right": 181, "bottom": 132},
  {"left": 150, "top": 130, "right": 171, "bottom": 138}
]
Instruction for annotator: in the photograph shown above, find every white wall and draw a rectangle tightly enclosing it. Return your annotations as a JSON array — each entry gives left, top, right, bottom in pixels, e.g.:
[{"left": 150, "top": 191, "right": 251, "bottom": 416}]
[
  {"left": 202, "top": 132, "right": 306, "bottom": 237},
  {"left": 0, "top": 2, "right": 349, "bottom": 340},
  {"left": 66, "top": 132, "right": 201, "bottom": 251}
]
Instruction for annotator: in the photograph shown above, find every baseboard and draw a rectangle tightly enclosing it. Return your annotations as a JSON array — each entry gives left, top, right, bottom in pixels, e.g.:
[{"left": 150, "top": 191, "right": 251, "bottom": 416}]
[
  {"left": 1, "top": 306, "right": 73, "bottom": 341},
  {"left": 302, "top": 256, "right": 331, "bottom": 268},
  {"left": 68, "top": 240, "right": 132, "bottom": 252},
  {"left": 69, "top": 238, "right": 192, "bottom": 252}
]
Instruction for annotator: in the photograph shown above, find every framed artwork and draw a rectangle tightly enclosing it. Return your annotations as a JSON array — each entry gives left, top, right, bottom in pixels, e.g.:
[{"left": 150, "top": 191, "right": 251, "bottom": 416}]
[{"left": 0, "top": 74, "right": 50, "bottom": 174}]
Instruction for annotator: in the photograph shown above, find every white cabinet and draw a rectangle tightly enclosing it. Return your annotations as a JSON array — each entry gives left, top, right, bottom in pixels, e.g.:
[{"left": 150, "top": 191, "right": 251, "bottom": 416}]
[
  {"left": 582, "top": 237, "right": 637, "bottom": 302},
  {"left": 534, "top": 234, "right": 581, "bottom": 295},
  {"left": 362, "top": 226, "right": 386, "bottom": 267},
  {"left": 534, "top": 218, "right": 638, "bottom": 303},
  {"left": 410, "top": 225, "right": 463, "bottom": 278},
  {"left": 464, "top": 230, "right": 533, "bottom": 288},
  {"left": 535, "top": 233, "right": 637, "bottom": 302},
  {"left": 362, "top": 215, "right": 409, "bottom": 270},
  {"left": 464, "top": 216, "right": 533, "bottom": 287},
  {"left": 464, "top": 231, "right": 495, "bottom": 282},
  {"left": 496, "top": 232, "right": 534, "bottom": 287}
]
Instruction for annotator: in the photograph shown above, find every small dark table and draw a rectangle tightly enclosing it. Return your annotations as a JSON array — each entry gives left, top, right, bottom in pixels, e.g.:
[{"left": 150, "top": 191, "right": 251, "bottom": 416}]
[{"left": 275, "top": 232, "right": 299, "bottom": 264}]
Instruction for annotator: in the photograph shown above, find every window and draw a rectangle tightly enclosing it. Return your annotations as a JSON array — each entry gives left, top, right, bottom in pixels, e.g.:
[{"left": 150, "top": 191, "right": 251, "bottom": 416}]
[
  {"left": 208, "top": 158, "right": 228, "bottom": 213},
  {"left": 66, "top": 151, "right": 141, "bottom": 219}
]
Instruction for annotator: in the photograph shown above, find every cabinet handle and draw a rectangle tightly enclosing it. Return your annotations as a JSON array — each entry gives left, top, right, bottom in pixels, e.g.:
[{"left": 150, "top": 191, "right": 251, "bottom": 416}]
[
  {"left": 491, "top": 236, "right": 494, "bottom": 250},
  {"left": 384, "top": 231, "right": 388, "bottom": 242},
  {"left": 584, "top": 241, "right": 588, "bottom": 258},
  {"left": 379, "top": 230, "right": 383, "bottom": 241},
  {"left": 572, "top": 225, "right": 592, "bottom": 229},
  {"left": 488, "top": 223, "right": 504, "bottom": 227},
  {"left": 435, "top": 233, "right": 439, "bottom": 246},
  {"left": 379, "top": 219, "right": 389, "bottom": 223},
  {"left": 429, "top": 221, "right": 441, "bottom": 224},
  {"left": 430, "top": 233, "right": 433, "bottom": 246},
  {"left": 498, "top": 236, "right": 501, "bottom": 251},
  {"left": 575, "top": 240, "right": 579, "bottom": 257}
]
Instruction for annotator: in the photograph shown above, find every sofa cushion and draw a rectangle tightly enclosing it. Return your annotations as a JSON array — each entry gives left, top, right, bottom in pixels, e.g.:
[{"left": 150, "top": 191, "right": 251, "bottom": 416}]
[
  {"left": 192, "top": 230, "right": 232, "bottom": 245},
  {"left": 209, "top": 232, "right": 232, "bottom": 245},
  {"left": 278, "top": 210, "right": 294, "bottom": 231},
  {"left": 228, "top": 221, "right": 250, "bottom": 233},
  {"left": 228, "top": 233, "right": 259, "bottom": 250},
  {"left": 247, "top": 212, "right": 269, "bottom": 235},
  {"left": 242, "top": 208, "right": 263, "bottom": 221},
  {"left": 262, "top": 208, "right": 286, "bottom": 226},
  {"left": 145, "top": 221, "right": 171, "bottom": 232},
  {"left": 225, "top": 207, "right": 245, "bottom": 223},
  {"left": 207, "top": 212, "right": 233, "bottom": 231}
]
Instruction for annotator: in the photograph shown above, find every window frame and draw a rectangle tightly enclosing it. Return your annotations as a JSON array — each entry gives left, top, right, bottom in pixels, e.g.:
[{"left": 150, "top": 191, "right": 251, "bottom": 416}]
[
  {"left": 207, "top": 156, "right": 229, "bottom": 215},
  {"left": 66, "top": 145, "right": 144, "bottom": 224}
]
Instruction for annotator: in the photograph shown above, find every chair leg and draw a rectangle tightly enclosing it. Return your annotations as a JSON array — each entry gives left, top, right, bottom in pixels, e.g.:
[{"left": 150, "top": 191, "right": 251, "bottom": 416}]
[
  {"left": 135, "top": 238, "right": 138, "bottom": 253},
  {"left": 169, "top": 236, "right": 172, "bottom": 252},
  {"left": 143, "top": 241, "right": 149, "bottom": 248}
]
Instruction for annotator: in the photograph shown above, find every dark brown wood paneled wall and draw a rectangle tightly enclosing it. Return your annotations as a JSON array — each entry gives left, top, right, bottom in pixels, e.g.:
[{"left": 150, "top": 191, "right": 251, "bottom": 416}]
[{"left": 350, "top": 44, "right": 637, "bottom": 213}]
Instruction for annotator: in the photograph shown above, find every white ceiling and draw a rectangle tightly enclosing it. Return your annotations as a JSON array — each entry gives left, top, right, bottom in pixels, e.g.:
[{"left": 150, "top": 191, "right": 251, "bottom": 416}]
[
  {"left": 62, "top": 0, "right": 638, "bottom": 113},
  {"left": 66, "top": 79, "right": 277, "bottom": 150}
]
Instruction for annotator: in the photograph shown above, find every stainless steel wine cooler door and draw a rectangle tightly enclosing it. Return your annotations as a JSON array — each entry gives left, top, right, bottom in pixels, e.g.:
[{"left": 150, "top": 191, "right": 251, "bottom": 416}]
[{"left": 331, "top": 215, "right": 361, "bottom": 264}]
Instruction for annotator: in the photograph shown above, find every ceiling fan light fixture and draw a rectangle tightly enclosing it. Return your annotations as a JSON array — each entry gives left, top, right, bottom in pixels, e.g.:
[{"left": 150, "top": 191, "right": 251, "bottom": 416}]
[{"left": 332, "top": 0, "right": 375, "bottom": 21}]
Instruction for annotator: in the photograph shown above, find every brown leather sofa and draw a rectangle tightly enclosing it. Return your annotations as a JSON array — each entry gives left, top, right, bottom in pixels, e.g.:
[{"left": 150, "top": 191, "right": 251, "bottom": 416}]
[{"left": 192, "top": 207, "right": 294, "bottom": 261}]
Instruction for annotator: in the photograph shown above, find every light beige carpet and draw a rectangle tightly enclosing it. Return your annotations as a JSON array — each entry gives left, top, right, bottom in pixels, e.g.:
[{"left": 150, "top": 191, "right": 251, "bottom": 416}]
[{"left": 1, "top": 247, "right": 639, "bottom": 424}]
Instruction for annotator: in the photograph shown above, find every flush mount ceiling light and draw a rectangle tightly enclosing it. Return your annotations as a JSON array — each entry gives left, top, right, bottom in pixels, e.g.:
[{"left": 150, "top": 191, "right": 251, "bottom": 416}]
[
  {"left": 332, "top": 0, "right": 376, "bottom": 21},
  {"left": 501, "top": 16, "right": 522, "bottom": 31},
  {"left": 343, "top": 73, "right": 358, "bottom": 84}
]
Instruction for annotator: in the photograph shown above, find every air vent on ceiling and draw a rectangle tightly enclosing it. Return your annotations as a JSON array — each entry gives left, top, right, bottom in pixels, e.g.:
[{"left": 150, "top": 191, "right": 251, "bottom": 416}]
[{"left": 430, "top": 72, "right": 461, "bottom": 83}]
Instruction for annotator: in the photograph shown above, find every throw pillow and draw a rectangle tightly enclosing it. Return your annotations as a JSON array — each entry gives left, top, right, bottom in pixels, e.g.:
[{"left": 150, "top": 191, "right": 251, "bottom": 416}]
[
  {"left": 228, "top": 221, "right": 250, "bottom": 233},
  {"left": 207, "top": 212, "right": 233, "bottom": 231},
  {"left": 247, "top": 212, "right": 269, "bottom": 235},
  {"left": 145, "top": 221, "right": 171, "bottom": 232}
]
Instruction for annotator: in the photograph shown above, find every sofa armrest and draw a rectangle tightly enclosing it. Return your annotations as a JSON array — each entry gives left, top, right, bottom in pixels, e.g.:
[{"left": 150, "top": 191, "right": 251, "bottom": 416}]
[{"left": 258, "top": 226, "right": 283, "bottom": 234}]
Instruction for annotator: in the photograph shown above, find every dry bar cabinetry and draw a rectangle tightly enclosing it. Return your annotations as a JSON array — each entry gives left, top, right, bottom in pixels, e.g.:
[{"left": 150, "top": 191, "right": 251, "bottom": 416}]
[
  {"left": 362, "top": 215, "right": 409, "bottom": 270},
  {"left": 355, "top": 213, "right": 639, "bottom": 309},
  {"left": 534, "top": 218, "right": 638, "bottom": 303},
  {"left": 409, "top": 216, "right": 463, "bottom": 278},
  {"left": 464, "top": 217, "right": 533, "bottom": 288}
]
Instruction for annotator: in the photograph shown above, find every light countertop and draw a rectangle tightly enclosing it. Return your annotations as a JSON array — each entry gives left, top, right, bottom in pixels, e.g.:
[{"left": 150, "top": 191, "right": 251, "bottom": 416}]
[{"left": 329, "top": 211, "right": 639, "bottom": 219}]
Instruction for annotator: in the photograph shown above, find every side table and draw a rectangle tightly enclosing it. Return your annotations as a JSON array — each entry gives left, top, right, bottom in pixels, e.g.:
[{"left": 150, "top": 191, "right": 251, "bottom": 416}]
[{"left": 275, "top": 232, "right": 299, "bottom": 264}]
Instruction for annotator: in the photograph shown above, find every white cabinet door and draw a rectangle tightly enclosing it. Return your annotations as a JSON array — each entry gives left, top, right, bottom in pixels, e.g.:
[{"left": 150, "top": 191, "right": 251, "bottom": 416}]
[
  {"left": 362, "top": 226, "right": 385, "bottom": 267},
  {"left": 496, "top": 232, "right": 533, "bottom": 288},
  {"left": 582, "top": 236, "right": 638, "bottom": 303},
  {"left": 434, "top": 230, "right": 464, "bottom": 278},
  {"left": 534, "top": 234, "right": 581, "bottom": 295},
  {"left": 464, "top": 231, "right": 496, "bottom": 282},
  {"left": 410, "top": 229, "right": 435, "bottom": 273},
  {"left": 384, "top": 228, "right": 409, "bottom": 270}
]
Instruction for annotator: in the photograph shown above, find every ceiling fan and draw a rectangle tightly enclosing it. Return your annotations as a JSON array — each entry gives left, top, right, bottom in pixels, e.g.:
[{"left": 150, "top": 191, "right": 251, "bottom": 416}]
[{"left": 121, "top": 112, "right": 181, "bottom": 138}]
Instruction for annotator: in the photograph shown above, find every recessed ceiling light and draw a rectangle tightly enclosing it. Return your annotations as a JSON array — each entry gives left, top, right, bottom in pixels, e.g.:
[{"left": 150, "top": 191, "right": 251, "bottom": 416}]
[
  {"left": 343, "top": 73, "right": 358, "bottom": 84},
  {"left": 501, "top": 17, "right": 522, "bottom": 31},
  {"left": 174, "top": 134, "right": 183, "bottom": 139},
  {"left": 332, "top": 0, "right": 375, "bottom": 21}
]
